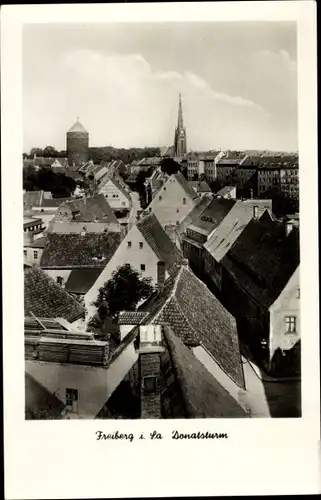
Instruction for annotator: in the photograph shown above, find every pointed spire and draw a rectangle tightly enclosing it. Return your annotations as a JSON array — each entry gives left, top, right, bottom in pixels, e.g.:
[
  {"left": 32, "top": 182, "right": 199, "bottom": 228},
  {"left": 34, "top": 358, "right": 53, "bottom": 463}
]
[{"left": 177, "top": 93, "right": 184, "bottom": 129}]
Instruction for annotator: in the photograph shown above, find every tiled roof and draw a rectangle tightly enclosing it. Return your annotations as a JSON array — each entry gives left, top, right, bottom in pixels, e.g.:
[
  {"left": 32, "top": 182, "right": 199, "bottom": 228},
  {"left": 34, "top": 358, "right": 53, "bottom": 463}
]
[
  {"left": 177, "top": 195, "right": 213, "bottom": 235},
  {"left": 190, "top": 198, "right": 236, "bottom": 234},
  {"left": 56, "top": 194, "right": 118, "bottom": 223},
  {"left": 139, "top": 266, "right": 245, "bottom": 388},
  {"left": 137, "top": 213, "right": 185, "bottom": 275},
  {"left": 118, "top": 311, "right": 149, "bottom": 325},
  {"left": 24, "top": 191, "right": 43, "bottom": 207},
  {"left": 24, "top": 266, "right": 85, "bottom": 322},
  {"left": 163, "top": 327, "right": 248, "bottom": 417},
  {"left": 173, "top": 172, "right": 199, "bottom": 200},
  {"left": 204, "top": 201, "right": 266, "bottom": 262},
  {"left": 222, "top": 211, "right": 300, "bottom": 309},
  {"left": 41, "top": 197, "right": 72, "bottom": 208},
  {"left": 25, "top": 372, "right": 65, "bottom": 419},
  {"left": 64, "top": 268, "right": 104, "bottom": 295},
  {"left": 188, "top": 181, "right": 211, "bottom": 193},
  {"left": 40, "top": 232, "right": 121, "bottom": 268},
  {"left": 217, "top": 159, "right": 240, "bottom": 166},
  {"left": 216, "top": 185, "right": 236, "bottom": 197}
]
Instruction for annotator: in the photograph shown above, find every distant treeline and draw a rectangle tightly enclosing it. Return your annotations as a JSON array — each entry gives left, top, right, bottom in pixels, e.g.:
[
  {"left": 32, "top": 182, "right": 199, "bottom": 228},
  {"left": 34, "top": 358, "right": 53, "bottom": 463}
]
[{"left": 24, "top": 146, "right": 161, "bottom": 164}]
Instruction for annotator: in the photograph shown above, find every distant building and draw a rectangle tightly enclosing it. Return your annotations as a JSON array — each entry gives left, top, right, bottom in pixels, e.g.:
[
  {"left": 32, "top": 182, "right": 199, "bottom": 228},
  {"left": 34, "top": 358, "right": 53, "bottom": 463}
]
[
  {"left": 98, "top": 177, "right": 132, "bottom": 212},
  {"left": 66, "top": 118, "right": 89, "bottom": 167},
  {"left": 40, "top": 231, "right": 122, "bottom": 288},
  {"left": 216, "top": 185, "right": 237, "bottom": 199},
  {"left": 24, "top": 236, "right": 46, "bottom": 267},
  {"left": 188, "top": 180, "right": 211, "bottom": 198},
  {"left": 144, "top": 172, "right": 199, "bottom": 230},
  {"left": 23, "top": 216, "right": 45, "bottom": 236},
  {"left": 173, "top": 94, "right": 187, "bottom": 157}
]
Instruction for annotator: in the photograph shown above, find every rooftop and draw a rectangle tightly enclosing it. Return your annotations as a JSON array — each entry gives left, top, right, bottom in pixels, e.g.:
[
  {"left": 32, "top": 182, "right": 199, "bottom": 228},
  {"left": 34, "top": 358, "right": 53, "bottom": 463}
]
[
  {"left": 177, "top": 194, "right": 213, "bottom": 236},
  {"left": 65, "top": 268, "right": 104, "bottom": 295},
  {"left": 67, "top": 119, "right": 88, "bottom": 134},
  {"left": 172, "top": 172, "right": 199, "bottom": 200},
  {"left": 188, "top": 180, "right": 211, "bottom": 193},
  {"left": 24, "top": 266, "right": 85, "bottom": 323},
  {"left": 23, "top": 191, "right": 43, "bottom": 208},
  {"left": 55, "top": 194, "right": 118, "bottom": 223},
  {"left": 40, "top": 232, "right": 121, "bottom": 268},
  {"left": 204, "top": 201, "right": 267, "bottom": 263},
  {"left": 138, "top": 265, "right": 245, "bottom": 389}
]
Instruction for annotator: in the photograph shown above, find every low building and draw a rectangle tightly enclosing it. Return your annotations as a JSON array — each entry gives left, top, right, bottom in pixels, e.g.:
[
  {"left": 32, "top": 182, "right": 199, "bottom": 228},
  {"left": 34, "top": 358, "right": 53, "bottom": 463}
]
[
  {"left": 84, "top": 213, "right": 185, "bottom": 321},
  {"left": 221, "top": 213, "right": 300, "bottom": 376},
  {"left": 188, "top": 180, "right": 211, "bottom": 197},
  {"left": 203, "top": 202, "right": 267, "bottom": 293},
  {"left": 23, "top": 236, "right": 46, "bottom": 267},
  {"left": 47, "top": 194, "right": 119, "bottom": 233},
  {"left": 40, "top": 231, "right": 122, "bottom": 288},
  {"left": 98, "top": 176, "right": 132, "bottom": 212},
  {"left": 216, "top": 185, "right": 237, "bottom": 199}
]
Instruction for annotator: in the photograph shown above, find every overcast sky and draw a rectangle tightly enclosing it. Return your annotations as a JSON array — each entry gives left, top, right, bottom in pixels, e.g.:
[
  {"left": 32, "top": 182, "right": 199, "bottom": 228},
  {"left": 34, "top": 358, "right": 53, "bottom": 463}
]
[{"left": 23, "top": 22, "right": 297, "bottom": 152}]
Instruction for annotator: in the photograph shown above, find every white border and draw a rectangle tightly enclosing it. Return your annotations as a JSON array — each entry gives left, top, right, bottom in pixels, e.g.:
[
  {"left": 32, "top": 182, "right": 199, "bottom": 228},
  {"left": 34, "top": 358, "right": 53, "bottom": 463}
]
[{"left": 2, "top": 2, "right": 320, "bottom": 498}]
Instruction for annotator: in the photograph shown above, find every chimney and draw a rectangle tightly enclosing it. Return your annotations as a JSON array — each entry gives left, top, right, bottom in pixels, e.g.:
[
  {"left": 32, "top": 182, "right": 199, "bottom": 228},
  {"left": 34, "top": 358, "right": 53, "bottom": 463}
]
[
  {"left": 157, "top": 261, "right": 166, "bottom": 295},
  {"left": 285, "top": 221, "right": 293, "bottom": 237},
  {"left": 253, "top": 205, "right": 259, "bottom": 219}
]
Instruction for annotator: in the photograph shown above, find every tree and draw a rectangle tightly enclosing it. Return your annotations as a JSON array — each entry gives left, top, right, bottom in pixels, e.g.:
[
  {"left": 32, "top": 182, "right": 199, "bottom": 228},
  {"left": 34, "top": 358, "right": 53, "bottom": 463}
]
[
  {"left": 93, "top": 263, "right": 155, "bottom": 319},
  {"left": 160, "top": 158, "right": 181, "bottom": 176},
  {"left": 209, "top": 179, "right": 224, "bottom": 193},
  {"left": 43, "top": 145, "right": 59, "bottom": 157}
]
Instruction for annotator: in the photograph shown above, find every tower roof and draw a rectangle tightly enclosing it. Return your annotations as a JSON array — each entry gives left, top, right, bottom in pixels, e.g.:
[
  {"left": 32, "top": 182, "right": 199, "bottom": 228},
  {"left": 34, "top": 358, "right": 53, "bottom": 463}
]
[
  {"left": 67, "top": 118, "right": 88, "bottom": 134},
  {"left": 177, "top": 93, "right": 184, "bottom": 129}
]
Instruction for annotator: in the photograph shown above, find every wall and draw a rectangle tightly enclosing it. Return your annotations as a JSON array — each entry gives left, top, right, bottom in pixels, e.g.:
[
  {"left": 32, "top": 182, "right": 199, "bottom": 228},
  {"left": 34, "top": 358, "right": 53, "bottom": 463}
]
[
  {"left": 146, "top": 175, "right": 197, "bottom": 228},
  {"left": 269, "top": 266, "right": 300, "bottom": 358},
  {"left": 84, "top": 224, "right": 169, "bottom": 321},
  {"left": 48, "top": 221, "right": 121, "bottom": 234},
  {"left": 23, "top": 246, "right": 43, "bottom": 267},
  {"left": 25, "top": 341, "right": 138, "bottom": 419},
  {"left": 43, "top": 269, "right": 72, "bottom": 287},
  {"left": 98, "top": 179, "right": 130, "bottom": 210}
]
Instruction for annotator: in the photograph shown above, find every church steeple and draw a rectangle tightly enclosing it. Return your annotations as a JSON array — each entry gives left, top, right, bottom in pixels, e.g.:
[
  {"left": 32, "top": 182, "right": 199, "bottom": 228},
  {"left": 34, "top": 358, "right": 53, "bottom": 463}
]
[{"left": 174, "top": 93, "right": 187, "bottom": 157}]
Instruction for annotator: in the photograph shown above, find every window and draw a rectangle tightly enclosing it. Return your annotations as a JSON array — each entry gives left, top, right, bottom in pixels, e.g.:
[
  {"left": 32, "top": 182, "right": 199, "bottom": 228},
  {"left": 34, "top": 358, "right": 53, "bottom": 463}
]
[
  {"left": 183, "top": 197, "right": 186, "bottom": 205},
  {"left": 127, "top": 241, "right": 132, "bottom": 248},
  {"left": 159, "top": 195, "right": 162, "bottom": 201},
  {"left": 140, "top": 264, "right": 145, "bottom": 271},
  {"left": 297, "top": 288, "right": 300, "bottom": 299},
  {"left": 66, "top": 388, "right": 78, "bottom": 412},
  {"left": 163, "top": 187, "right": 166, "bottom": 191},
  {"left": 143, "top": 376, "right": 157, "bottom": 394},
  {"left": 33, "top": 251, "right": 38, "bottom": 259},
  {"left": 23, "top": 250, "right": 27, "bottom": 256},
  {"left": 139, "top": 242, "right": 143, "bottom": 249},
  {"left": 285, "top": 316, "right": 297, "bottom": 333},
  {"left": 57, "top": 276, "right": 63, "bottom": 286}
]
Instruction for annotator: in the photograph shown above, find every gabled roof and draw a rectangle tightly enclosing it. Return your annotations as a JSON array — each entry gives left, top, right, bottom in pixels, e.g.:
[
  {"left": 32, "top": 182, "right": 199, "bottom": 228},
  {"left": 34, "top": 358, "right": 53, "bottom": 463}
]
[
  {"left": 136, "top": 213, "right": 185, "bottom": 275},
  {"left": 40, "top": 232, "right": 121, "bottom": 268},
  {"left": 163, "top": 327, "right": 247, "bottom": 417},
  {"left": 24, "top": 190, "right": 43, "bottom": 207},
  {"left": 65, "top": 268, "right": 104, "bottom": 295},
  {"left": 188, "top": 180, "right": 211, "bottom": 193},
  {"left": 139, "top": 266, "right": 245, "bottom": 389},
  {"left": 24, "top": 266, "right": 85, "bottom": 322},
  {"left": 56, "top": 194, "right": 118, "bottom": 223},
  {"left": 177, "top": 194, "right": 213, "bottom": 236},
  {"left": 216, "top": 185, "right": 236, "bottom": 197},
  {"left": 24, "top": 236, "right": 47, "bottom": 249},
  {"left": 204, "top": 201, "right": 267, "bottom": 262},
  {"left": 67, "top": 119, "right": 88, "bottom": 134},
  {"left": 188, "top": 198, "right": 236, "bottom": 235},
  {"left": 118, "top": 311, "right": 149, "bottom": 325},
  {"left": 172, "top": 172, "right": 199, "bottom": 200},
  {"left": 222, "top": 212, "right": 300, "bottom": 309},
  {"left": 108, "top": 177, "right": 132, "bottom": 202}
]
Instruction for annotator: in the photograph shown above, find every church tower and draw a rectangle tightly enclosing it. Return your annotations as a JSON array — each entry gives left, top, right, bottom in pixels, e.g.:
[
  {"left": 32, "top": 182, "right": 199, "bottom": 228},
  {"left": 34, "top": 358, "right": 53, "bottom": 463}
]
[{"left": 173, "top": 93, "right": 187, "bottom": 157}]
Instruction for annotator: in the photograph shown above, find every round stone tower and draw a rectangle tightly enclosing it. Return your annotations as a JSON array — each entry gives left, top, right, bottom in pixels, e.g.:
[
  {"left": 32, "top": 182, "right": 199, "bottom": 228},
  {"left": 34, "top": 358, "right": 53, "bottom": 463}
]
[{"left": 66, "top": 118, "right": 89, "bottom": 167}]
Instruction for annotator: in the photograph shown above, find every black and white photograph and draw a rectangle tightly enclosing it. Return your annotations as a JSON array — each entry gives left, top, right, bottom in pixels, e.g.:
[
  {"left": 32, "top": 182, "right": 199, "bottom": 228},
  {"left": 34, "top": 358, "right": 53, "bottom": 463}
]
[
  {"left": 23, "top": 19, "right": 301, "bottom": 421},
  {"left": 2, "top": 2, "right": 319, "bottom": 498}
]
